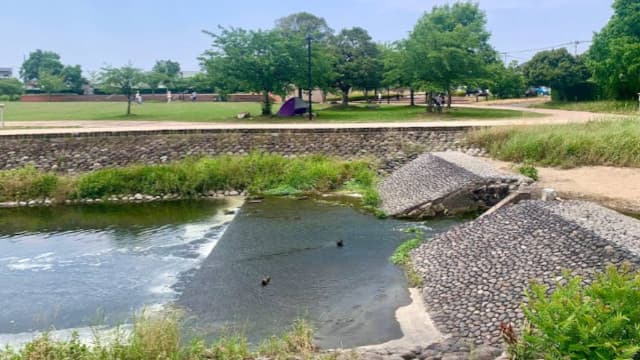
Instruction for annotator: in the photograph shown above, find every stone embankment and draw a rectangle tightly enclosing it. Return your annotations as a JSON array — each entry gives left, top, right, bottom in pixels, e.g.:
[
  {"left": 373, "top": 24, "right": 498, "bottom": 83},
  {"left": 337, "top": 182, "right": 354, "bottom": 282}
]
[
  {"left": 411, "top": 200, "right": 640, "bottom": 349},
  {"left": 378, "top": 152, "right": 530, "bottom": 218},
  {"left": 0, "top": 127, "right": 482, "bottom": 173}
]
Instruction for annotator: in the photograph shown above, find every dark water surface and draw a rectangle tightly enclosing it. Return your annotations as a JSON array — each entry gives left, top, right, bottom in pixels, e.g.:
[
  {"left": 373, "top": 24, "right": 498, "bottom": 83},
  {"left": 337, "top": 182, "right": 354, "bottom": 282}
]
[
  {"left": 177, "top": 197, "right": 463, "bottom": 348},
  {"left": 0, "top": 197, "right": 463, "bottom": 348}
]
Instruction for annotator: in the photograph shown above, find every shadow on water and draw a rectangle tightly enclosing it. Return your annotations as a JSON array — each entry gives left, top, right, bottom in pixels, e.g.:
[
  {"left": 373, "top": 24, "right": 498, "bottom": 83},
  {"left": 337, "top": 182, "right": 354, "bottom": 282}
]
[{"left": 177, "top": 197, "right": 464, "bottom": 349}]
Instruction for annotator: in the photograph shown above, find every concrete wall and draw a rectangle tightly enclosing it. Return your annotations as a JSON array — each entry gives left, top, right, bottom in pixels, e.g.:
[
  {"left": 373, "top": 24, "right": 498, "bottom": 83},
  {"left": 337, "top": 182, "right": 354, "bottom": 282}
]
[{"left": 0, "top": 127, "right": 480, "bottom": 173}]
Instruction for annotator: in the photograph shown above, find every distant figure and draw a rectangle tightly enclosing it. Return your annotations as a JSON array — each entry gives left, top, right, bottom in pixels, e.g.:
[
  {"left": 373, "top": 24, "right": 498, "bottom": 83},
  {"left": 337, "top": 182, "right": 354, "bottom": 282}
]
[
  {"left": 191, "top": 91, "right": 197, "bottom": 102},
  {"left": 261, "top": 276, "right": 271, "bottom": 286},
  {"left": 377, "top": 92, "right": 382, "bottom": 104},
  {"left": 167, "top": 90, "right": 172, "bottom": 103},
  {"left": 135, "top": 91, "right": 143, "bottom": 104},
  {"left": 336, "top": 239, "right": 344, "bottom": 247}
]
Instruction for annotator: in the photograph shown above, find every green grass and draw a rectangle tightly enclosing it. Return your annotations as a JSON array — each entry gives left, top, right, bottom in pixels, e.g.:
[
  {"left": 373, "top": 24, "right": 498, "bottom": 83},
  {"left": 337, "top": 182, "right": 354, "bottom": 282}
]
[
  {"left": 3, "top": 102, "right": 544, "bottom": 122},
  {"left": 533, "top": 100, "right": 640, "bottom": 115},
  {"left": 467, "top": 119, "right": 640, "bottom": 168},
  {"left": 0, "top": 154, "right": 381, "bottom": 209},
  {"left": 391, "top": 227, "right": 425, "bottom": 287},
  {"left": 0, "top": 312, "right": 336, "bottom": 360}
]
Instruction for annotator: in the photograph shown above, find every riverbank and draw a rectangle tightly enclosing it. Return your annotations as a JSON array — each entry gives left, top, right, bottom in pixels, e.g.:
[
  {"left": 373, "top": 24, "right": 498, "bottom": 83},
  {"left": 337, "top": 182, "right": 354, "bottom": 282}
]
[{"left": 0, "top": 153, "right": 380, "bottom": 209}]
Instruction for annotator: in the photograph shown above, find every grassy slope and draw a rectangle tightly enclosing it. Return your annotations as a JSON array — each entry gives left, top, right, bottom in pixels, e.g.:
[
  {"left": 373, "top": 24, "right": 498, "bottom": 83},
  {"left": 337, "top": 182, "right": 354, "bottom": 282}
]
[
  {"left": 4, "top": 102, "right": 543, "bottom": 122},
  {"left": 467, "top": 118, "right": 640, "bottom": 168},
  {"left": 533, "top": 100, "right": 639, "bottom": 115}
]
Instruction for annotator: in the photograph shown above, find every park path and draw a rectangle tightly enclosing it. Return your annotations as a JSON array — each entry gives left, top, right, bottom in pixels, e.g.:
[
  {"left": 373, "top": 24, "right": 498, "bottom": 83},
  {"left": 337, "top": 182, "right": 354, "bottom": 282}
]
[{"left": 0, "top": 104, "right": 621, "bottom": 136}]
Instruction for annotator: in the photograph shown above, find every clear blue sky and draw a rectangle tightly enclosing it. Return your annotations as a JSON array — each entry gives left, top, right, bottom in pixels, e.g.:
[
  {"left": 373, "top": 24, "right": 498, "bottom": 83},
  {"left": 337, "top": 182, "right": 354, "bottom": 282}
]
[{"left": 1, "top": 0, "right": 613, "bottom": 76}]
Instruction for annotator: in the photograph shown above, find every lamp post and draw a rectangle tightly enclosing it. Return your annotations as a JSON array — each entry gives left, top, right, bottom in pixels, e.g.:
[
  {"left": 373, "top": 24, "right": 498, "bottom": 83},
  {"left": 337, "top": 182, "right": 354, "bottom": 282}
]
[
  {"left": 307, "top": 35, "right": 312, "bottom": 121},
  {"left": 0, "top": 103, "right": 4, "bottom": 128}
]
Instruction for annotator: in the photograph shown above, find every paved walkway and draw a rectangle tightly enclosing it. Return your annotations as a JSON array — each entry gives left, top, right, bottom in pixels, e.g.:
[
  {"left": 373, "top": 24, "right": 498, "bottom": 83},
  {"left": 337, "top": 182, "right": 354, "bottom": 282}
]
[{"left": 0, "top": 105, "right": 622, "bottom": 136}]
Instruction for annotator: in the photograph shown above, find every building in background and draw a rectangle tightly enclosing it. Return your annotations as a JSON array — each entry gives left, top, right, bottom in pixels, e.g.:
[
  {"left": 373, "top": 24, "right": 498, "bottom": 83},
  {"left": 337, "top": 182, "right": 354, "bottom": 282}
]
[{"left": 0, "top": 67, "right": 12, "bottom": 78}]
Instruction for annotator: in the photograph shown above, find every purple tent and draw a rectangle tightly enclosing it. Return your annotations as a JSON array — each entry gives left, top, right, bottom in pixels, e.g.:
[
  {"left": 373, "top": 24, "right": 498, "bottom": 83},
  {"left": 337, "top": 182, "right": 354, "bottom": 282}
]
[{"left": 277, "top": 97, "right": 309, "bottom": 117}]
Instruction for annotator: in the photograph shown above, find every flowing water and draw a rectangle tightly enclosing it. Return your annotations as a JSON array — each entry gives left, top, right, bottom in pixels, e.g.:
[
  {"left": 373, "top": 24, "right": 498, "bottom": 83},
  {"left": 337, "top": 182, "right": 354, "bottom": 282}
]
[{"left": 0, "top": 197, "right": 464, "bottom": 348}]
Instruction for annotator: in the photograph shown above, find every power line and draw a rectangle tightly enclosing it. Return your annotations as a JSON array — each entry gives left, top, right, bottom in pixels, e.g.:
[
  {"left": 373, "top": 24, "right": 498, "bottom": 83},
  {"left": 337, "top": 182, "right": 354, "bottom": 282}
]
[{"left": 500, "top": 40, "right": 592, "bottom": 57}]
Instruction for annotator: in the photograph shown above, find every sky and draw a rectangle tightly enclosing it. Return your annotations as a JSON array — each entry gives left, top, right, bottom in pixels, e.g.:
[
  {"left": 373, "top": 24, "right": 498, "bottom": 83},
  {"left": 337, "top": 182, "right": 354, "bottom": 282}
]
[{"left": 1, "top": 0, "right": 614, "bottom": 76}]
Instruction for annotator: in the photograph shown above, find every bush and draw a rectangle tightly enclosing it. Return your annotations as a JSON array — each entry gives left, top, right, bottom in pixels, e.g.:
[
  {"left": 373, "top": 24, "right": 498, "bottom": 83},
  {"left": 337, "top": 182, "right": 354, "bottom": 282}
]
[
  {"left": 391, "top": 228, "right": 425, "bottom": 287},
  {"left": 505, "top": 264, "right": 640, "bottom": 359},
  {"left": 0, "top": 166, "right": 59, "bottom": 201},
  {"left": 0, "top": 78, "right": 23, "bottom": 97},
  {"left": 517, "top": 162, "right": 539, "bottom": 181},
  {"left": 1, "top": 154, "right": 380, "bottom": 208}
]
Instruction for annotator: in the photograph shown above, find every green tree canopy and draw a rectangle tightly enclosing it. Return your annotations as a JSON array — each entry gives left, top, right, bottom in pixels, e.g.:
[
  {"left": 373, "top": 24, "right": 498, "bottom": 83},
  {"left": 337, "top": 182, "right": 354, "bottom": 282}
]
[
  {"left": 331, "top": 27, "right": 383, "bottom": 105},
  {"left": 522, "top": 48, "right": 590, "bottom": 101},
  {"left": 100, "top": 64, "right": 145, "bottom": 115},
  {"left": 0, "top": 78, "right": 24, "bottom": 97},
  {"left": 38, "top": 71, "right": 66, "bottom": 100},
  {"left": 406, "top": 2, "right": 495, "bottom": 107},
  {"left": 61, "top": 65, "right": 86, "bottom": 93},
  {"left": 152, "top": 60, "right": 181, "bottom": 79},
  {"left": 20, "top": 50, "right": 64, "bottom": 83},
  {"left": 492, "top": 61, "right": 527, "bottom": 99},
  {"left": 275, "top": 12, "right": 336, "bottom": 97},
  {"left": 588, "top": 0, "right": 640, "bottom": 99},
  {"left": 201, "top": 27, "right": 299, "bottom": 115}
]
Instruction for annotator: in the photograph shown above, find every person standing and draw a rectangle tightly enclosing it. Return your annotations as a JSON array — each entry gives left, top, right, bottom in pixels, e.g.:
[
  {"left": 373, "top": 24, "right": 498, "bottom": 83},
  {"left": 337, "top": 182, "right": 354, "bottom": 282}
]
[
  {"left": 135, "top": 91, "right": 143, "bottom": 104},
  {"left": 167, "top": 90, "right": 172, "bottom": 103},
  {"left": 191, "top": 91, "right": 197, "bottom": 102}
]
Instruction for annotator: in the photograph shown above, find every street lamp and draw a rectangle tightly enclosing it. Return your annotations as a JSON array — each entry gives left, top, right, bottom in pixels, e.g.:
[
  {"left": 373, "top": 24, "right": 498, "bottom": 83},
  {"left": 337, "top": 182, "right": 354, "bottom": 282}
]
[{"left": 306, "top": 35, "right": 312, "bottom": 121}]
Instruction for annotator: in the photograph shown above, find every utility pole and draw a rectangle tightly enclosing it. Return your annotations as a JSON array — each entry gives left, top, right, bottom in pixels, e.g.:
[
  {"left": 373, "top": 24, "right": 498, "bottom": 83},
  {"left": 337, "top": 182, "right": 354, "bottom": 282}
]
[
  {"left": 574, "top": 41, "right": 579, "bottom": 57},
  {"left": 307, "top": 35, "right": 312, "bottom": 121}
]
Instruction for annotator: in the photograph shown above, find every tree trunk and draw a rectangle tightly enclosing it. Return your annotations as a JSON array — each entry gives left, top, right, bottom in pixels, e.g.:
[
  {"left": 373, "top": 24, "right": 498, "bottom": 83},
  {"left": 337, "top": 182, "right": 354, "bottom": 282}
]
[
  {"left": 426, "top": 92, "right": 433, "bottom": 112},
  {"left": 410, "top": 88, "right": 415, "bottom": 106},
  {"left": 447, "top": 91, "right": 452, "bottom": 109},
  {"left": 341, "top": 88, "right": 349, "bottom": 106},
  {"left": 364, "top": 88, "right": 369, "bottom": 103},
  {"left": 127, "top": 98, "right": 132, "bottom": 115},
  {"left": 298, "top": 87, "right": 303, "bottom": 99},
  {"left": 262, "top": 90, "right": 271, "bottom": 116},
  {"left": 387, "top": 88, "right": 390, "bottom": 104}
]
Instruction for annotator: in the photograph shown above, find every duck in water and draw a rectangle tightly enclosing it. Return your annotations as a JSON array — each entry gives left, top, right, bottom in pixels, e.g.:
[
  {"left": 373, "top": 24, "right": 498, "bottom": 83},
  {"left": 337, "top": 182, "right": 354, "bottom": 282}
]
[
  {"left": 336, "top": 239, "right": 344, "bottom": 247},
  {"left": 261, "top": 276, "right": 271, "bottom": 286}
]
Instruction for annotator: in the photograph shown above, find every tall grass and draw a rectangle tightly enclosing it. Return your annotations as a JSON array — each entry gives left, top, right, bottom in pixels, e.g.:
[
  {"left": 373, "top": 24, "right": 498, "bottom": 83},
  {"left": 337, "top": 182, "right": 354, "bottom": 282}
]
[
  {"left": 0, "top": 313, "right": 327, "bottom": 360},
  {"left": 0, "top": 153, "right": 381, "bottom": 207},
  {"left": 467, "top": 119, "right": 640, "bottom": 168},
  {"left": 533, "top": 100, "right": 639, "bottom": 114}
]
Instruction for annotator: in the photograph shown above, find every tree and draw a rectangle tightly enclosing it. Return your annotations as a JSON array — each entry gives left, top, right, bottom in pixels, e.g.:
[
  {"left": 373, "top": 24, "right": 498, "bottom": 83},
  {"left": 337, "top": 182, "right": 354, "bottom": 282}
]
[
  {"left": 275, "top": 12, "right": 336, "bottom": 98},
  {"left": 38, "top": 71, "right": 66, "bottom": 101},
  {"left": 99, "top": 64, "right": 145, "bottom": 115},
  {"left": 406, "top": 2, "right": 495, "bottom": 108},
  {"left": 522, "top": 49, "right": 590, "bottom": 101},
  {"left": 152, "top": 60, "right": 181, "bottom": 79},
  {"left": 331, "top": 27, "right": 383, "bottom": 105},
  {"left": 62, "top": 65, "right": 86, "bottom": 93},
  {"left": 145, "top": 71, "right": 168, "bottom": 95},
  {"left": 382, "top": 41, "right": 419, "bottom": 105},
  {"left": 0, "top": 78, "right": 24, "bottom": 97},
  {"left": 492, "top": 61, "right": 527, "bottom": 99},
  {"left": 20, "top": 50, "right": 64, "bottom": 83},
  {"left": 201, "top": 27, "right": 298, "bottom": 115},
  {"left": 588, "top": 0, "right": 640, "bottom": 99}
]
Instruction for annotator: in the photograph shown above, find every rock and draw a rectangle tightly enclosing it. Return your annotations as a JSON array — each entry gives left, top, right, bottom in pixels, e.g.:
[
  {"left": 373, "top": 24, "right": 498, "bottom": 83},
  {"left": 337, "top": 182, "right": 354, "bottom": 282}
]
[
  {"left": 236, "top": 112, "right": 251, "bottom": 119},
  {"left": 229, "top": 190, "right": 240, "bottom": 196},
  {"left": 541, "top": 188, "right": 557, "bottom": 201},
  {"left": 469, "top": 345, "right": 502, "bottom": 360},
  {"left": 134, "top": 193, "right": 144, "bottom": 201}
]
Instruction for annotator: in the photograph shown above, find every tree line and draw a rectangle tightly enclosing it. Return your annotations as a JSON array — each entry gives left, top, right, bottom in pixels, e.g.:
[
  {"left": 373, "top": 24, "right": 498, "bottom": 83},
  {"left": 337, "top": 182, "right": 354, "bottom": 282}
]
[{"left": 1, "top": 0, "right": 638, "bottom": 112}]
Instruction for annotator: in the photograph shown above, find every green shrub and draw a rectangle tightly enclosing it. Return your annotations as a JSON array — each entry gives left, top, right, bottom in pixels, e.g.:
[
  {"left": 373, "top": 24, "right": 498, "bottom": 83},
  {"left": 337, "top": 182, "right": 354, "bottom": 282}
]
[
  {"left": 517, "top": 162, "right": 539, "bottom": 181},
  {"left": 0, "top": 165, "right": 58, "bottom": 201},
  {"left": 506, "top": 264, "right": 640, "bottom": 359},
  {"left": 1, "top": 154, "right": 380, "bottom": 208},
  {"left": 391, "top": 228, "right": 425, "bottom": 287}
]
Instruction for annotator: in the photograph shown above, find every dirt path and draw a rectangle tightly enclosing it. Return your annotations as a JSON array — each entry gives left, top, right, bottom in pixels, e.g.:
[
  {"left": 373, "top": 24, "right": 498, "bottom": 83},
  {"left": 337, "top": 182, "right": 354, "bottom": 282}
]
[
  {"left": 0, "top": 105, "right": 622, "bottom": 136},
  {"left": 486, "top": 158, "right": 640, "bottom": 214}
]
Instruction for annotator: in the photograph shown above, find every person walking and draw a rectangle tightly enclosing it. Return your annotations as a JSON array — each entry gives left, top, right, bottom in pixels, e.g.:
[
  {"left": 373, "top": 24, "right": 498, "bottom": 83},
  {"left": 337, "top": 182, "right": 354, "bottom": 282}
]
[
  {"left": 135, "top": 91, "right": 143, "bottom": 105},
  {"left": 167, "top": 90, "right": 172, "bottom": 103},
  {"left": 191, "top": 91, "right": 197, "bottom": 102}
]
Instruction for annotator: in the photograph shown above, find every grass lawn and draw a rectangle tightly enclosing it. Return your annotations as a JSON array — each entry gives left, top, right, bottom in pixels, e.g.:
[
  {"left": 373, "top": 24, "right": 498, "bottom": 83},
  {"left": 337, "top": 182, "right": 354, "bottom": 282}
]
[
  {"left": 466, "top": 118, "right": 640, "bottom": 168},
  {"left": 533, "top": 100, "right": 640, "bottom": 115},
  {"left": 3, "top": 101, "right": 543, "bottom": 122}
]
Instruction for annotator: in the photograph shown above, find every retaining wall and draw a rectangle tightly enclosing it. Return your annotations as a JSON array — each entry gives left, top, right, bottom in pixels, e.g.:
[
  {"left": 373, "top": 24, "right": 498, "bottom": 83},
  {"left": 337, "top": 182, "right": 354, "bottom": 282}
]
[{"left": 0, "top": 126, "right": 479, "bottom": 173}]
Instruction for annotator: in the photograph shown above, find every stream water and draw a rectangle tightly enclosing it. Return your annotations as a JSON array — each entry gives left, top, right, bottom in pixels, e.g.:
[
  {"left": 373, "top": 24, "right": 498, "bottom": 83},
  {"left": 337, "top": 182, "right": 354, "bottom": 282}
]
[{"left": 0, "top": 197, "right": 464, "bottom": 348}]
